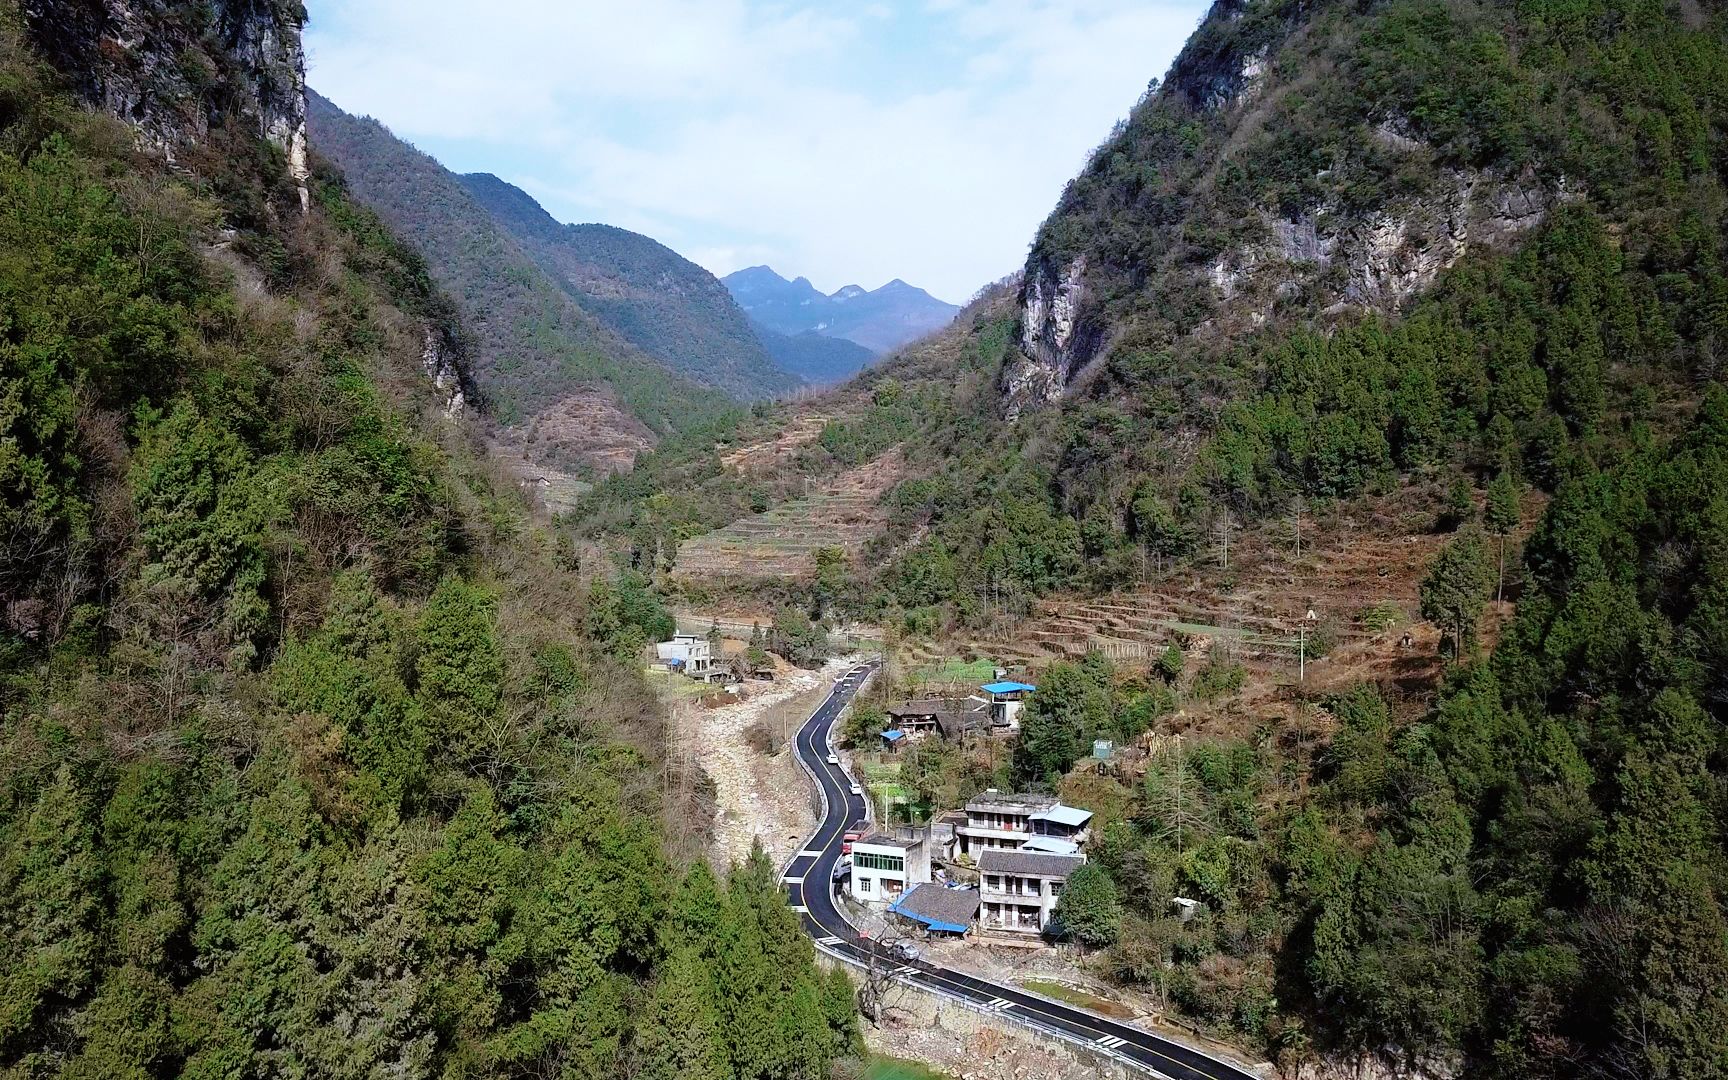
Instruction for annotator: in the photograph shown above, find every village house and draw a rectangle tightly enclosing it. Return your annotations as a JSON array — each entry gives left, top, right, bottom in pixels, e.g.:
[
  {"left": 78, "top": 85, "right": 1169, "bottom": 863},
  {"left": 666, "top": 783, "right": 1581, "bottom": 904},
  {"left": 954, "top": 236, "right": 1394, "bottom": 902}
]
[
  {"left": 885, "top": 697, "right": 992, "bottom": 742},
  {"left": 889, "top": 883, "right": 981, "bottom": 937},
  {"left": 848, "top": 832, "right": 931, "bottom": 906},
  {"left": 955, "top": 790, "right": 1094, "bottom": 858},
  {"left": 980, "top": 680, "right": 1036, "bottom": 732},
  {"left": 977, "top": 848, "right": 1087, "bottom": 936},
  {"left": 653, "top": 633, "right": 726, "bottom": 683}
]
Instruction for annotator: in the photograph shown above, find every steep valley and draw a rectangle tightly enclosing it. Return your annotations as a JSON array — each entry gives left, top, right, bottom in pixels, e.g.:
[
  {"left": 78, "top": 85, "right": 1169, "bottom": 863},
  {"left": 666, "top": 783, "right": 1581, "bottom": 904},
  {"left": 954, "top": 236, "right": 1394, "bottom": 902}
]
[{"left": 6, "top": 0, "right": 1728, "bottom": 1078}]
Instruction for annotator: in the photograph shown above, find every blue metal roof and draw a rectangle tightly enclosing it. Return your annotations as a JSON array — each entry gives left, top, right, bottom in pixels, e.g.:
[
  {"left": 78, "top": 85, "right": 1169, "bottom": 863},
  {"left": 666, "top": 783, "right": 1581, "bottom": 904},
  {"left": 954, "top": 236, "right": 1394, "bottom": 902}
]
[
  {"left": 888, "top": 899, "right": 969, "bottom": 934},
  {"left": 981, "top": 680, "right": 1036, "bottom": 694},
  {"left": 881, "top": 729, "right": 905, "bottom": 741}
]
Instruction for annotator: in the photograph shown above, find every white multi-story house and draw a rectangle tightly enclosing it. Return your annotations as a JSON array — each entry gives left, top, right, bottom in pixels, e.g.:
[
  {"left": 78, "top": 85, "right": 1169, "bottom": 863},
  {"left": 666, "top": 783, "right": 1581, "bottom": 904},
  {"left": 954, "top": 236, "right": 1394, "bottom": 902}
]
[
  {"left": 654, "top": 634, "right": 724, "bottom": 683},
  {"left": 977, "top": 849, "right": 1086, "bottom": 936},
  {"left": 955, "top": 790, "right": 1093, "bottom": 858},
  {"left": 848, "top": 832, "right": 930, "bottom": 906}
]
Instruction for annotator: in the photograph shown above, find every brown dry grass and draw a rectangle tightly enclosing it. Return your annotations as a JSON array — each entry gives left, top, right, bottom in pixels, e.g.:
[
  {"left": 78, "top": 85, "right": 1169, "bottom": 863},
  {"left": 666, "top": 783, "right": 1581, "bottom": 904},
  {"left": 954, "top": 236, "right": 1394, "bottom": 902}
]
[{"left": 672, "top": 449, "right": 905, "bottom": 581}]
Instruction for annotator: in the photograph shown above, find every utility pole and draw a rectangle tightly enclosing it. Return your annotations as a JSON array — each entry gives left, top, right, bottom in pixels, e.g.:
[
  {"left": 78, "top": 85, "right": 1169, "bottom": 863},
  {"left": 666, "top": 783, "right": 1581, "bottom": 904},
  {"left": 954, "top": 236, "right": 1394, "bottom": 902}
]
[{"left": 1294, "top": 496, "right": 1303, "bottom": 560}]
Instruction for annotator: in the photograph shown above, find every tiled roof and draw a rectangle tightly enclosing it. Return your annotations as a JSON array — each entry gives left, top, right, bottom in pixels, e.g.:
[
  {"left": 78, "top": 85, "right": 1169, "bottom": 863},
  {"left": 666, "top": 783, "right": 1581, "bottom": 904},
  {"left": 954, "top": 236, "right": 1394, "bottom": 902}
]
[
  {"left": 978, "top": 849, "right": 1085, "bottom": 878},
  {"left": 892, "top": 884, "right": 980, "bottom": 930}
]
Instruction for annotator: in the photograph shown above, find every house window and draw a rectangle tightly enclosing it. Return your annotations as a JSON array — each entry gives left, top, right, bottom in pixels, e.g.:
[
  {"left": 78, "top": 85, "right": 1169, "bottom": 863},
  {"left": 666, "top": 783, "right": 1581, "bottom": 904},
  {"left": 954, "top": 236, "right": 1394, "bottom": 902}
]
[
  {"left": 854, "top": 852, "right": 904, "bottom": 872},
  {"left": 857, "top": 877, "right": 873, "bottom": 894},
  {"left": 984, "top": 875, "right": 1000, "bottom": 891}
]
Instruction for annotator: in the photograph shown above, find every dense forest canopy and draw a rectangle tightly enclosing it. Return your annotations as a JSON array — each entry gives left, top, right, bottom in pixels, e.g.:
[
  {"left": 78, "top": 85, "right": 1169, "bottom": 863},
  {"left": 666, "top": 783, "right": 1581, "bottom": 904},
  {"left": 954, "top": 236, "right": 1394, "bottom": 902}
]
[{"left": 0, "top": 4, "right": 857, "bottom": 1077}]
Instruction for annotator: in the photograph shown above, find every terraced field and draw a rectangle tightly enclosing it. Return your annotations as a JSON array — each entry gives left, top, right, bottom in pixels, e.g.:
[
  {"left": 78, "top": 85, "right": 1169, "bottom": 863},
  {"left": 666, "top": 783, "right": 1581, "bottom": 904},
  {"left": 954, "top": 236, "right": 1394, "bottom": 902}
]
[
  {"left": 963, "top": 489, "right": 1543, "bottom": 705},
  {"left": 718, "top": 413, "right": 831, "bottom": 473},
  {"left": 671, "top": 451, "right": 903, "bottom": 580}
]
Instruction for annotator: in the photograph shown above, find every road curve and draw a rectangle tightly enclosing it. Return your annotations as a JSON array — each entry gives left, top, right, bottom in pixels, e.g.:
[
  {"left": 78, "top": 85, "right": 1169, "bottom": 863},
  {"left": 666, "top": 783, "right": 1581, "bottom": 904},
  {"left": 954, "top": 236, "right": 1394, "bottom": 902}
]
[{"left": 782, "top": 658, "right": 1261, "bottom": 1080}]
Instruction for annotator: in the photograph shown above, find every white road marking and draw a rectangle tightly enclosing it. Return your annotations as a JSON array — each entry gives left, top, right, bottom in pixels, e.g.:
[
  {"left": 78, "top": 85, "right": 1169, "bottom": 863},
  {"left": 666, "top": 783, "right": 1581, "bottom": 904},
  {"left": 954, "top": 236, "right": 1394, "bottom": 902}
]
[
  {"left": 791, "top": 905, "right": 809, "bottom": 913},
  {"left": 817, "top": 936, "right": 842, "bottom": 946},
  {"left": 987, "top": 998, "right": 1014, "bottom": 1011},
  {"left": 783, "top": 875, "right": 804, "bottom": 884},
  {"left": 1096, "top": 1035, "right": 1127, "bottom": 1048},
  {"left": 798, "top": 849, "right": 823, "bottom": 857}
]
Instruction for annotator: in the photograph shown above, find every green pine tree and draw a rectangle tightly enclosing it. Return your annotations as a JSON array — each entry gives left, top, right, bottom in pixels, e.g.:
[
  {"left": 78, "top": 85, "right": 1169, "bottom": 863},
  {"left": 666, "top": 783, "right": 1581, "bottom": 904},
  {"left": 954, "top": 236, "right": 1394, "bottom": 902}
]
[
  {"left": 1484, "top": 472, "right": 1521, "bottom": 607},
  {"left": 635, "top": 945, "right": 732, "bottom": 1080}
]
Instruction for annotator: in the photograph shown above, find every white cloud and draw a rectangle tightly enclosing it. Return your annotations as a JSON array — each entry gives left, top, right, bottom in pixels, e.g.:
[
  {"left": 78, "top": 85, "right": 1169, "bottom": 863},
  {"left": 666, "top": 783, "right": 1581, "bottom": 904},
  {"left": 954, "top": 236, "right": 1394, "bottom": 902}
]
[{"left": 305, "top": 0, "right": 1206, "bottom": 302}]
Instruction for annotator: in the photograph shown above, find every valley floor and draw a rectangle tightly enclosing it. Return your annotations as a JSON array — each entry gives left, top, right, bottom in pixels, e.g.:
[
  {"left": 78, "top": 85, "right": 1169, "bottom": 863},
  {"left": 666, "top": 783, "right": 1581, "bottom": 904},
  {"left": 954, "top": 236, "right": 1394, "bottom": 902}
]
[{"left": 663, "top": 653, "right": 857, "bottom": 869}]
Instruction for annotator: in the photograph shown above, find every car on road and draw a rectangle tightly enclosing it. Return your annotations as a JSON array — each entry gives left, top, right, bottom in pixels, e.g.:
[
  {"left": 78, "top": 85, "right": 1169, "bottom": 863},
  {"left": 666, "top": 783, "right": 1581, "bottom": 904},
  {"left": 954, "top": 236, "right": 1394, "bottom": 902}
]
[
  {"left": 887, "top": 941, "right": 919, "bottom": 962},
  {"left": 831, "top": 860, "right": 850, "bottom": 882},
  {"left": 826, "top": 753, "right": 839, "bottom": 765},
  {"left": 841, "top": 829, "right": 865, "bottom": 854},
  {"left": 849, "top": 782, "right": 863, "bottom": 797}
]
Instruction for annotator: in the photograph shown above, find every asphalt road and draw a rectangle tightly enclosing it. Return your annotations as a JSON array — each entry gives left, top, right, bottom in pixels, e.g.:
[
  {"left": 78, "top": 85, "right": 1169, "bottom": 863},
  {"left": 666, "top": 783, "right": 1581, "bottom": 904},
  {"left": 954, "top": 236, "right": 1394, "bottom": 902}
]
[{"left": 781, "top": 657, "right": 1260, "bottom": 1080}]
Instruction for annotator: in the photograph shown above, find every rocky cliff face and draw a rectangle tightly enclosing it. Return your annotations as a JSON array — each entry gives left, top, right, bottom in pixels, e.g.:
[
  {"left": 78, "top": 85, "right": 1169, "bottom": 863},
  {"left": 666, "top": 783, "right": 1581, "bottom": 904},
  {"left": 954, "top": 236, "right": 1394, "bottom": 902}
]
[
  {"left": 1006, "top": 0, "right": 1574, "bottom": 415},
  {"left": 23, "top": 0, "right": 309, "bottom": 210},
  {"left": 1206, "top": 164, "right": 1576, "bottom": 319}
]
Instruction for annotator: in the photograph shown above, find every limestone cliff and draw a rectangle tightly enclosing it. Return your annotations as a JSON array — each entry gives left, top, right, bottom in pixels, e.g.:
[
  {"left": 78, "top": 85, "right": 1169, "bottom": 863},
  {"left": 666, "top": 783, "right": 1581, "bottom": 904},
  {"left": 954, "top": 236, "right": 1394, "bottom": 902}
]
[
  {"left": 23, "top": 0, "right": 310, "bottom": 211},
  {"left": 1006, "top": 0, "right": 1585, "bottom": 414},
  {"left": 18, "top": 0, "right": 494, "bottom": 415}
]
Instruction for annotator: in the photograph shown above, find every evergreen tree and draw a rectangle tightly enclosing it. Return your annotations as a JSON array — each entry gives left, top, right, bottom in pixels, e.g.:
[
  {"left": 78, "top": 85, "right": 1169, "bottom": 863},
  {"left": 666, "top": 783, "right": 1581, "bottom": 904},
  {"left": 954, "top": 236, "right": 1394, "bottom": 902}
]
[
  {"left": 1443, "top": 474, "right": 1475, "bottom": 532},
  {"left": 1484, "top": 472, "right": 1520, "bottom": 607},
  {"left": 1156, "top": 643, "right": 1185, "bottom": 685},
  {"left": 635, "top": 946, "right": 732, "bottom": 1080},
  {"left": 1420, "top": 530, "right": 1494, "bottom": 658},
  {"left": 1014, "top": 661, "right": 1111, "bottom": 785},
  {"left": 1052, "top": 864, "right": 1123, "bottom": 947}
]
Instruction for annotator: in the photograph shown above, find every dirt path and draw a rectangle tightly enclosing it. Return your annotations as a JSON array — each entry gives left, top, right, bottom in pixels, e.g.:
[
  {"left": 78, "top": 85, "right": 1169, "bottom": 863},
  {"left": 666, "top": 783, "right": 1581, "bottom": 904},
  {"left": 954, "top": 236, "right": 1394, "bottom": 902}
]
[{"left": 678, "top": 656, "right": 856, "bottom": 870}]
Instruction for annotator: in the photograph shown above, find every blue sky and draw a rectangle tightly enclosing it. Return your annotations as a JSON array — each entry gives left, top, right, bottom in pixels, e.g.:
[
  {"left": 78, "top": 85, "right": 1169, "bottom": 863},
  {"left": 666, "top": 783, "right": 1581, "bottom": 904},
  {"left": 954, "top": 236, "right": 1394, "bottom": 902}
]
[{"left": 305, "top": 1, "right": 1209, "bottom": 304}]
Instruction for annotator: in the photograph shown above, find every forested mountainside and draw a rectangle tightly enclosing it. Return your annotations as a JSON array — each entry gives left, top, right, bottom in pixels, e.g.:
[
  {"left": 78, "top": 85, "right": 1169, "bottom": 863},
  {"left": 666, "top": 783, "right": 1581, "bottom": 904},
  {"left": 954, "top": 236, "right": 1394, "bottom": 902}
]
[
  {"left": 457, "top": 172, "right": 805, "bottom": 401},
  {"left": 304, "top": 89, "right": 736, "bottom": 474},
  {"left": 0, "top": 2, "right": 858, "bottom": 1077},
  {"left": 749, "top": 319, "right": 879, "bottom": 386},
  {"left": 578, "top": 0, "right": 1728, "bottom": 1074},
  {"left": 723, "top": 265, "right": 960, "bottom": 354}
]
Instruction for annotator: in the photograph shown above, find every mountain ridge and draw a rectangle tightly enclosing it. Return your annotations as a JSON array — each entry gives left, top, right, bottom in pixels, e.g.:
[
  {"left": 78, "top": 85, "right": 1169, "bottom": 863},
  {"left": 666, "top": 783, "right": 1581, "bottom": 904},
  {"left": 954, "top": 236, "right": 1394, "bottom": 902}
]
[
  {"left": 457, "top": 172, "right": 805, "bottom": 400},
  {"left": 723, "top": 264, "right": 960, "bottom": 354},
  {"left": 305, "top": 88, "right": 735, "bottom": 473}
]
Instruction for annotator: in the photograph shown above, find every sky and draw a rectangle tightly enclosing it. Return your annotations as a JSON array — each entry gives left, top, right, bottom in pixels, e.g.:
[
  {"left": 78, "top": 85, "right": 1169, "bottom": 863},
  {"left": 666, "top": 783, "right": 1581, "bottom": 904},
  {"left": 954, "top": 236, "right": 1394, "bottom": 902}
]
[{"left": 304, "top": 0, "right": 1209, "bottom": 304}]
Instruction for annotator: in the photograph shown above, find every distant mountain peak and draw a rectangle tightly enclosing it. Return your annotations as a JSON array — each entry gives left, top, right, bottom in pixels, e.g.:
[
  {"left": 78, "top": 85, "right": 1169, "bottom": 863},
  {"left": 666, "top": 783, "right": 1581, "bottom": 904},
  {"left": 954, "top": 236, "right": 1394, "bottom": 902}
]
[{"left": 723, "top": 266, "right": 959, "bottom": 355}]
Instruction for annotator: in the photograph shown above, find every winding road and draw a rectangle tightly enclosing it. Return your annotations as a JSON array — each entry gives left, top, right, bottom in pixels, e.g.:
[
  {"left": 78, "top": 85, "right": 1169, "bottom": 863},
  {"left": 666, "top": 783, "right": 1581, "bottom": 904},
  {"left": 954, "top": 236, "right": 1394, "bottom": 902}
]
[{"left": 782, "top": 657, "right": 1260, "bottom": 1080}]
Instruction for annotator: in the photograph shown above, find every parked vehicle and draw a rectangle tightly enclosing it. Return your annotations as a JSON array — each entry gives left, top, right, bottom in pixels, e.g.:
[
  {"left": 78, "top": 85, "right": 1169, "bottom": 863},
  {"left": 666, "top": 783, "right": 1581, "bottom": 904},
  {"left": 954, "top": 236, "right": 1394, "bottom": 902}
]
[
  {"left": 888, "top": 941, "right": 919, "bottom": 962},
  {"left": 841, "top": 829, "right": 865, "bottom": 854},
  {"left": 849, "top": 782, "right": 863, "bottom": 797},
  {"left": 827, "top": 754, "right": 839, "bottom": 765}
]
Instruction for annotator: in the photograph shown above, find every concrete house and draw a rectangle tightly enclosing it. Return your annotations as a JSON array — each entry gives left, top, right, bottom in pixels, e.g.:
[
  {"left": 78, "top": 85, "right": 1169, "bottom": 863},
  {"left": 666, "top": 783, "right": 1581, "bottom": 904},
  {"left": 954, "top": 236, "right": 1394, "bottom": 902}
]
[
  {"left": 980, "top": 681, "right": 1036, "bottom": 732},
  {"left": 978, "top": 848, "right": 1087, "bottom": 936},
  {"left": 849, "top": 832, "right": 931, "bottom": 906},
  {"left": 654, "top": 634, "right": 724, "bottom": 683},
  {"left": 955, "top": 790, "right": 1094, "bottom": 858}
]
